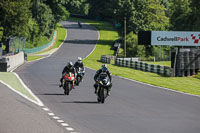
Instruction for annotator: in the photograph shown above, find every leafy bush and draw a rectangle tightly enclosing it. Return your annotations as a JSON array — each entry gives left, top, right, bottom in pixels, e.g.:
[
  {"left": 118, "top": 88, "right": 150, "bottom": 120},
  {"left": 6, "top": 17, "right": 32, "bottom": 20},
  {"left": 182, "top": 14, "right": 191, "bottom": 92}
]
[
  {"left": 194, "top": 71, "right": 200, "bottom": 79},
  {"left": 126, "top": 32, "right": 145, "bottom": 58},
  {"left": 124, "top": 32, "right": 171, "bottom": 61}
]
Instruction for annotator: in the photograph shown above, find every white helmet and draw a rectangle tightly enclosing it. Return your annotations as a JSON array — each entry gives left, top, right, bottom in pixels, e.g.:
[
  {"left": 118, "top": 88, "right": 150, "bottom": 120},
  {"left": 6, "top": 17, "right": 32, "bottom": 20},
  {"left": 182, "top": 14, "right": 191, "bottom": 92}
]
[{"left": 78, "top": 57, "right": 82, "bottom": 63}]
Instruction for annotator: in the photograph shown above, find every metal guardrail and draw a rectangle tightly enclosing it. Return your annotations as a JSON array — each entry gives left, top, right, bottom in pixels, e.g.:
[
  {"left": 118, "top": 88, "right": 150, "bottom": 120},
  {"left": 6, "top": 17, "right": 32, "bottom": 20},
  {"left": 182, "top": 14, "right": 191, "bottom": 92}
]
[{"left": 115, "top": 58, "right": 173, "bottom": 77}]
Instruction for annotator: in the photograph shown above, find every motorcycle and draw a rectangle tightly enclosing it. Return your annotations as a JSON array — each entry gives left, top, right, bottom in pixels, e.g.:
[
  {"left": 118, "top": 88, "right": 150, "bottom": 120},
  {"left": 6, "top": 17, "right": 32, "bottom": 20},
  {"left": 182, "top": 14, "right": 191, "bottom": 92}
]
[
  {"left": 96, "top": 77, "right": 111, "bottom": 103},
  {"left": 62, "top": 72, "right": 75, "bottom": 95},
  {"left": 78, "top": 22, "right": 82, "bottom": 28},
  {"left": 75, "top": 67, "right": 85, "bottom": 86}
]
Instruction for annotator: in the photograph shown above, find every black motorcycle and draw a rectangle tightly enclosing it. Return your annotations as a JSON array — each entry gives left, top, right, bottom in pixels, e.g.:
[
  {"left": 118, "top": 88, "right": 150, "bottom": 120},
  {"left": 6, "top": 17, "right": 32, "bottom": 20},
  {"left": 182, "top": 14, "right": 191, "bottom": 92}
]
[
  {"left": 96, "top": 77, "right": 111, "bottom": 103},
  {"left": 75, "top": 67, "right": 84, "bottom": 86}
]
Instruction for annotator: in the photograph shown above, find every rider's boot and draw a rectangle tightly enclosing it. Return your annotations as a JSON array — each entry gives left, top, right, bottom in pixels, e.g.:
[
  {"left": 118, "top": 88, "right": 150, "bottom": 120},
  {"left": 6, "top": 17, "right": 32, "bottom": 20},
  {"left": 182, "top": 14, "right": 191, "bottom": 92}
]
[
  {"left": 94, "top": 87, "right": 97, "bottom": 94},
  {"left": 107, "top": 87, "right": 111, "bottom": 96},
  {"left": 59, "top": 78, "right": 63, "bottom": 87},
  {"left": 107, "top": 90, "right": 110, "bottom": 96},
  {"left": 72, "top": 82, "right": 75, "bottom": 89}
]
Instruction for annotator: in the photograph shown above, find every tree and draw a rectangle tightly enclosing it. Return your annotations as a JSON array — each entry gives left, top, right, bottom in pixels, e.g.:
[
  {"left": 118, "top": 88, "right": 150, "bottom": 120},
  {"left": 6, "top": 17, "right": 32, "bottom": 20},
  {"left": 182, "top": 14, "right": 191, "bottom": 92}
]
[
  {"left": 143, "top": 0, "right": 169, "bottom": 31},
  {"left": 33, "top": 2, "right": 55, "bottom": 37},
  {"left": 0, "top": 0, "right": 31, "bottom": 38},
  {"left": 169, "top": 0, "right": 192, "bottom": 30},
  {"left": 64, "top": 0, "right": 89, "bottom": 15},
  {"left": 42, "top": 0, "right": 69, "bottom": 24},
  {"left": 110, "top": 0, "right": 169, "bottom": 33},
  {"left": 190, "top": 0, "right": 200, "bottom": 31},
  {"left": 0, "top": 0, "right": 31, "bottom": 49}
]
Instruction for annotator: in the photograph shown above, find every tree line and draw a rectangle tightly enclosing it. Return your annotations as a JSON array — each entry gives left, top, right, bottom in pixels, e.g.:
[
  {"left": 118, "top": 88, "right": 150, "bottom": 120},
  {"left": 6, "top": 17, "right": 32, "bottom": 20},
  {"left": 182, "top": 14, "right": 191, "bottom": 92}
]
[
  {"left": 0, "top": 0, "right": 70, "bottom": 51},
  {"left": 86, "top": 0, "right": 200, "bottom": 60},
  {"left": 0, "top": 0, "right": 199, "bottom": 58}
]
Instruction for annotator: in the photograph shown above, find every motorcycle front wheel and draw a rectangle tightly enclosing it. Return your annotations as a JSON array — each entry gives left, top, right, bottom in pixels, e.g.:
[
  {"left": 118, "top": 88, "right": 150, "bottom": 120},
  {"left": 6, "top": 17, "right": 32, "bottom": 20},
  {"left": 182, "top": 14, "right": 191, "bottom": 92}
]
[
  {"left": 97, "top": 87, "right": 105, "bottom": 103},
  {"left": 64, "top": 82, "right": 71, "bottom": 95}
]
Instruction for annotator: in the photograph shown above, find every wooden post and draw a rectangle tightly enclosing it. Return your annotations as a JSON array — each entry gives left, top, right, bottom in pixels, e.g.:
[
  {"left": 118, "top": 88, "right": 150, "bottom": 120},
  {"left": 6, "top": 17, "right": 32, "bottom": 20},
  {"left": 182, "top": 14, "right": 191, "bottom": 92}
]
[{"left": 124, "top": 17, "right": 126, "bottom": 58}]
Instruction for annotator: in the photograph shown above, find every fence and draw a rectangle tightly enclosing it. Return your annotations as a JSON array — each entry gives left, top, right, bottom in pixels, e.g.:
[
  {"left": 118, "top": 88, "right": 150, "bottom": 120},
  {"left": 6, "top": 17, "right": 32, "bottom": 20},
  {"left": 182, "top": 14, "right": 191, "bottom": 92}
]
[
  {"left": 24, "top": 31, "right": 56, "bottom": 54},
  {"left": 115, "top": 58, "right": 173, "bottom": 77}
]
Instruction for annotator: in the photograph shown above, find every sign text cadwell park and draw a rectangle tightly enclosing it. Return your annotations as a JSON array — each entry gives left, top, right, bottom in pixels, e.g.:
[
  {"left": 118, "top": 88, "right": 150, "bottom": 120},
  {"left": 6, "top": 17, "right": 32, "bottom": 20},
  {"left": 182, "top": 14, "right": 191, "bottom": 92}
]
[{"left": 138, "top": 31, "right": 200, "bottom": 46}]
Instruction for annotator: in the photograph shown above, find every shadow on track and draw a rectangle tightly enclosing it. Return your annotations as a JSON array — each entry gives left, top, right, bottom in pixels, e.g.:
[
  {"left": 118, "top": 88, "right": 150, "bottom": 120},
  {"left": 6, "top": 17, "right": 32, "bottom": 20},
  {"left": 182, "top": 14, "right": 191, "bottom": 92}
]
[{"left": 40, "top": 93, "right": 65, "bottom": 96}]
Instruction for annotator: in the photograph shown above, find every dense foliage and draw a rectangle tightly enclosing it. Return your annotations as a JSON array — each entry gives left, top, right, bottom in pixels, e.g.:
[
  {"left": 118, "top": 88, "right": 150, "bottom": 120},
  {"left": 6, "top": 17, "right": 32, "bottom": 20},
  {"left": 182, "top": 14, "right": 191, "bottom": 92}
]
[
  {"left": 87, "top": 0, "right": 200, "bottom": 60},
  {"left": 0, "top": 0, "right": 69, "bottom": 50},
  {"left": 0, "top": 0, "right": 199, "bottom": 58}
]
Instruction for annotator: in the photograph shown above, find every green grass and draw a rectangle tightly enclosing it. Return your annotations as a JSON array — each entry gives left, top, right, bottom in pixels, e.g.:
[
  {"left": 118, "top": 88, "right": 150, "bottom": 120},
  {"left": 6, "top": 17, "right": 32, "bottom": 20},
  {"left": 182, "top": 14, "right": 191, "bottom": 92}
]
[
  {"left": 194, "top": 71, "right": 200, "bottom": 79},
  {"left": 27, "top": 23, "right": 66, "bottom": 61},
  {"left": 0, "top": 72, "right": 37, "bottom": 102},
  {"left": 27, "top": 56, "right": 42, "bottom": 61},
  {"left": 69, "top": 17, "right": 120, "bottom": 69},
  {"left": 70, "top": 17, "right": 200, "bottom": 96},
  {"left": 51, "top": 23, "right": 67, "bottom": 49},
  {"left": 144, "top": 61, "right": 171, "bottom": 67},
  {"left": 0, "top": 23, "right": 67, "bottom": 104}
]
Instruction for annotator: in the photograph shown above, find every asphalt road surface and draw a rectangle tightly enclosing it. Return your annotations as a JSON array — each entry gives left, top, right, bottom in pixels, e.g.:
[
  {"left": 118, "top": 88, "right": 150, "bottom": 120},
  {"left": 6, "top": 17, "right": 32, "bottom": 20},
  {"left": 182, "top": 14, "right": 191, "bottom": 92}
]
[
  {"left": 0, "top": 83, "right": 66, "bottom": 133},
  {"left": 15, "top": 21, "right": 200, "bottom": 133}
]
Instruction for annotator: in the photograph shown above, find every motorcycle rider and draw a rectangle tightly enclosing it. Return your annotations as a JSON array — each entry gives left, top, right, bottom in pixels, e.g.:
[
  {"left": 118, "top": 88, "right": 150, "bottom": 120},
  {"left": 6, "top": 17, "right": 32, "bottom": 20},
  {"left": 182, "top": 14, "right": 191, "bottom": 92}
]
[
  {"left": 94, "top": 64, "right": 112, "bottom": 95},
  {"left": 59, "top": 62, "right": 76, "bottom": 88},
  {"left": 74, "top": 57, "right": 85, "bottom": 82},
  {"left": 74, "top": 57, "right": 85, "bottom": 72}
]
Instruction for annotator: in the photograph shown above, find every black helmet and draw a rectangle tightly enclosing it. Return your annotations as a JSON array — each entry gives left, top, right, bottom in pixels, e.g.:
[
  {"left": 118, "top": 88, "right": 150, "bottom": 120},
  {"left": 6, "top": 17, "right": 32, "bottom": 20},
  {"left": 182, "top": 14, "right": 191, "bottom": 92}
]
[
  {"left": 101, "top": 64, "right": 108, "bottom": 72},
  {"left": 67, "top": 62, "right": 73, "bottom": 68}
]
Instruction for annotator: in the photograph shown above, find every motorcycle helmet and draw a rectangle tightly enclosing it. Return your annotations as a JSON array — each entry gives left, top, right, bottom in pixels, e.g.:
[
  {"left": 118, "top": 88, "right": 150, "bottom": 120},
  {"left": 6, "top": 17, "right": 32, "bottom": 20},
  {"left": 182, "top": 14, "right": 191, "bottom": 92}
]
[
  {"left": 101, "top": 64, "right": 108, "bottom": 72},
  {"left": 67, "top": 62, "right": 73, "bottom": 68},
  {"left": 78, "top": 57, "right": 82, "bottom": 63}
]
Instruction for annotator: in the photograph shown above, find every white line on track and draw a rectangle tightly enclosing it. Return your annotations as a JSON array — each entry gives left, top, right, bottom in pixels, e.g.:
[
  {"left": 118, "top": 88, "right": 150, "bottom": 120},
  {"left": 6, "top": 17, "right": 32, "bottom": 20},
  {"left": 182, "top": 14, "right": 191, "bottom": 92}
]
[
  {"left": 113, "top": 75, "right": 200, "bottom": 98},
  {"left": 66, "top": 127, "right": 74, "bottom": 131},
  {"left": 43, "top": 108, "right": 49, "bottom": 111},
  {"left": 8, "top": 21, "right": 99, "bottom": 133},
  {"left": 53, "top": 116, "right": 60, "bottom": 119},
  {"left": 57, "top": 120, "right": 64, "bottom": 123},
  {"left": 48, "top": 113, "right": 55, "bottom": 116},
  {"left": 61, "top": 123, "right": 69, "bottom": 126},
  {"left": 0, "top": 80, "right": 44, "bottom": 106}
]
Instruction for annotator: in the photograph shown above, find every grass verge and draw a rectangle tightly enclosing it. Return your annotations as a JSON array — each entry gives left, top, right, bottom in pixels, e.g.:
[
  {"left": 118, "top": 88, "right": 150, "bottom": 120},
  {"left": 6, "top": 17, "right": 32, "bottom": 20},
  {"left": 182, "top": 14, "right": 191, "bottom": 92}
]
[
  {"left": 70, "top": 17, "right": 200, "bottom": 96},
  {"left": 0, "top": 23, "right": 67, "bottom": 104},
  {"left": 27, "top": 56, "right": 43, "bottom": 62},
  {"left": 0, "top": 72, "right": 37, "bottom": 101}
]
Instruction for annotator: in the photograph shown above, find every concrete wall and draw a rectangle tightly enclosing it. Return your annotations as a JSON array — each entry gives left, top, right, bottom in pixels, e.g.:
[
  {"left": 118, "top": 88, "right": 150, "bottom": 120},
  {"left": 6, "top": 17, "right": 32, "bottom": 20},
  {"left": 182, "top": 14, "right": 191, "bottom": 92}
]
[{"left": 5, "top": 52, "right": 24, "bottom": 71}]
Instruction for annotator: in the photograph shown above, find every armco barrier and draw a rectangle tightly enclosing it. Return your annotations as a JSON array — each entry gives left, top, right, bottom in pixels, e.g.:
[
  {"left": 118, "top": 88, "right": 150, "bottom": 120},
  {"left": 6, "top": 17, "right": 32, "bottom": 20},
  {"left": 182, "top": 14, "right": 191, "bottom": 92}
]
[
  {"left": 100, "top": 55, "right": 111, "bottom": 64},
  {"left": 24, "top": 31, "right": 56, "bottom": 54},
  {"left": 115, "top": 58, "right": 173, "bottom": 76}
]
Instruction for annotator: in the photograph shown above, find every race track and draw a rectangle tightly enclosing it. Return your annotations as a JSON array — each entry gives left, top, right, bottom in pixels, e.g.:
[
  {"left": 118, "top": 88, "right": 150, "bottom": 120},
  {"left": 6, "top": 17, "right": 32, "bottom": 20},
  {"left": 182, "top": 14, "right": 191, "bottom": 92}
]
[{"left": 15, "top": 21, "right": 200, "bottom": 133}]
